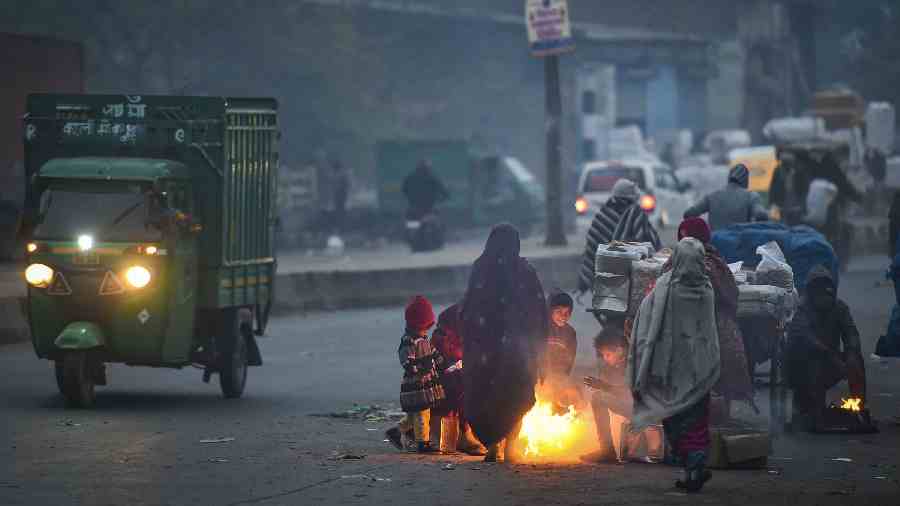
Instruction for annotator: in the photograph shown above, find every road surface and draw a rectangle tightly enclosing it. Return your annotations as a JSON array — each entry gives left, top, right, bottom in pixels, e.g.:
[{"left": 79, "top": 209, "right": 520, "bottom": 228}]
[{"left": 2, "top": 269, "right": 899, "bottom": 505}]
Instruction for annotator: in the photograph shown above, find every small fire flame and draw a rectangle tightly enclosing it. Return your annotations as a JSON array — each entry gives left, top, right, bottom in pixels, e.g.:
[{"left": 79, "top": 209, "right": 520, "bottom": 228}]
[
  {"left": 518, "top": 399, "right": 587, "bottom": 458},
  {"left": 840, "top": 397, "right": 862, "bottom": 412}
]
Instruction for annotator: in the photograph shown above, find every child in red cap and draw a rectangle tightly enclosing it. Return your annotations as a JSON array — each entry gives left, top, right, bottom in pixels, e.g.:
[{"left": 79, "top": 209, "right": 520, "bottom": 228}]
[{"left": 391, "top": 296, "right": 445, "bottom": 453}]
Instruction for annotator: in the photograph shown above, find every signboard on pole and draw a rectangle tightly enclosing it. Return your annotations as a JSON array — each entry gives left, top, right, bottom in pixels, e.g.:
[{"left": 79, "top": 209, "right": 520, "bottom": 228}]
[{"left": 526, "top": 0, "right": 575, "bottom": 57}]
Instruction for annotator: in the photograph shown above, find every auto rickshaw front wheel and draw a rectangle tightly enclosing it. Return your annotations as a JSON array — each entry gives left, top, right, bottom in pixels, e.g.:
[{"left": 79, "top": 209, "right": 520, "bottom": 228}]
[
  {"left": 219, "top": 308, "right": 249, "bottom": 399},
  {"left": 59, "top": 352, "right": 96, "bottom": 409}
]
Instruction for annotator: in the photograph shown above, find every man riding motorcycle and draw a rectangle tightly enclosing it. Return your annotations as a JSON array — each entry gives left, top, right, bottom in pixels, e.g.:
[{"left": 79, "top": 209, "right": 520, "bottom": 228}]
[{"left": 402, "top": 160, "right": 450, "bottom": 251}]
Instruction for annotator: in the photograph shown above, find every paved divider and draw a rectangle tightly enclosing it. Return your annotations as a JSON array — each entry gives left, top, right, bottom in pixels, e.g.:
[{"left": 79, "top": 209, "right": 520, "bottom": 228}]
[{"left": 272, "top": 252, "right": 582, "bottom": 313}]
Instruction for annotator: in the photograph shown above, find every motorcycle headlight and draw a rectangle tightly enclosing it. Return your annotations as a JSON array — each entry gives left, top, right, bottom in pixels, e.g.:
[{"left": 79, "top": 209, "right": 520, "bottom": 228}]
[
  {"left": 25, "top": 263, "right": 54, "bottom": 288},
  {"left": 125, "top": 266, "right": 152, "bottom": 289}
]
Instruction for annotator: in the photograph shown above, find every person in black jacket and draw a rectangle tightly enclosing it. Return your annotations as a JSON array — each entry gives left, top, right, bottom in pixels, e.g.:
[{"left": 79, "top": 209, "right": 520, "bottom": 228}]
[
  {"left": 402, "top": 159, "right": 449, "bottom": 218},
  {"left": 788, "top": 267, "right": 866, "bottom": 431}
]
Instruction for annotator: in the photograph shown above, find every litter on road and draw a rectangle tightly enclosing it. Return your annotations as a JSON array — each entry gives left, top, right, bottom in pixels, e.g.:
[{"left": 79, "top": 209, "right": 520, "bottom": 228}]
[
  {"left": 831, "top": 458, "right": 853, "bottom": 463},
  {"left": 331, "top": 453, "right": 366, "bottom": 460},
  {"left": 200, "top": 437, "right": 236, "bottom": 444},
  {"left": 340, "top": 474, "right": 391, "bottom": 482},
  {"left": 443, "top": 463, "right": 456, "bottom": 470}
]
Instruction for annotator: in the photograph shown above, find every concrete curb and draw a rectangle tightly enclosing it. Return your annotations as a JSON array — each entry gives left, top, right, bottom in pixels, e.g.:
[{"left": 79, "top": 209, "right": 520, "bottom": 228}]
[
  {"left": 272, "top": 253, "right": 582, "bottom": 313},
  {"left": 0, "top": 295, "right": 30, "bottom": 346}
]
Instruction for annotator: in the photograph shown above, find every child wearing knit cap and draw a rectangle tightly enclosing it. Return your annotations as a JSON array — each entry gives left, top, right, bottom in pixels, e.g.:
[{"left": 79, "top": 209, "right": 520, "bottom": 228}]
[{"left": 392, "top": 295, "right": 445, "bottom": 453}]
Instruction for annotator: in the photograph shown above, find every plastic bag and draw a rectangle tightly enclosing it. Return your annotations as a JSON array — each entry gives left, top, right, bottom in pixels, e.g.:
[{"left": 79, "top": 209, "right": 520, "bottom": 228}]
[
  {"left": 755, "top": 241, "right": 794, "bottom": 289},
  {"left": 803, "top": 179, "right": 837, "bottom": 228}
]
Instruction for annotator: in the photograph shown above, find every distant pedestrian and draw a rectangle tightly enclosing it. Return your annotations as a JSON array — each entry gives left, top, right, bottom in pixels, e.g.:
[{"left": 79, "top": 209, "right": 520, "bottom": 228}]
[
  {"left": 684, "top": 164, "right": 768, "bottom": 231},
  {"left": 461, "top": 224, "right": 548, "bottom": 463},
  {"left": 628, "top": 238, "right": 721, "bottom": 493},
  {"left": 393, "top": 296, "right": 445, "bottom": 454},
  {"left": 577, "top": 179, "right": 662, "bottom": 294},
  {"left": 331, "top": 159, "right": 350, "bottom": 233}
]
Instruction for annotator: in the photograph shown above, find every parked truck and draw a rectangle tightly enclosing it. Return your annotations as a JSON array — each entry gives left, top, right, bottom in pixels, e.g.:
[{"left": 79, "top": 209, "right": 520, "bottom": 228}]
[{"left": 20, "top": 94, "right": 278, "bottom": 407}]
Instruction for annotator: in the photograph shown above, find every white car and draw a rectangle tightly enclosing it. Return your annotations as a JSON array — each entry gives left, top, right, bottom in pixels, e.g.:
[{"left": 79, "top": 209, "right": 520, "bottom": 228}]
[{"left": 574, "top": 159, "right": 695, "bottom": 230}]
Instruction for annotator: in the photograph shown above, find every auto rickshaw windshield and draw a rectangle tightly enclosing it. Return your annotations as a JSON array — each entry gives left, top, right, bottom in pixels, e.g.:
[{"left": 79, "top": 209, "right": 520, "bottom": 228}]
[{"left": 33, "top": 182, "right": 164, "bottom": 242}]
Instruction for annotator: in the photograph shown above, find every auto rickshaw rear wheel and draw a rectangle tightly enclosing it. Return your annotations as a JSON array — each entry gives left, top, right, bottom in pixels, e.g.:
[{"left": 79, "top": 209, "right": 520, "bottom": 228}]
[
  {"left": 61, "top": 352, "right": 96, "bottom": 408},
  {"left": 219, "top": 309, "right": 249, "bottom": 399}
]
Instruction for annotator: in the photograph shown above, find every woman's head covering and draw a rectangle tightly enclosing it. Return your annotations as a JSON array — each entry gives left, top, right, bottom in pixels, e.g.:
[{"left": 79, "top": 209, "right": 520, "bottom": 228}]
[
  {"left": 677, "top": 217, "right": 711, "bottom": 244},
  {"left": 482, "top": 223, "right": 521, "bottom": 261},
  {"left": 611, "top": 178, "right": 640, "bottom": 202},
  {"left": 405, "top": 295, "right": 436, "bottom": 331},
  {"left": 728, "top": 164, "right": 750, "bottom": 188},
  {"left": 670, "top": 237, "right": 709, "bottom": 286}
]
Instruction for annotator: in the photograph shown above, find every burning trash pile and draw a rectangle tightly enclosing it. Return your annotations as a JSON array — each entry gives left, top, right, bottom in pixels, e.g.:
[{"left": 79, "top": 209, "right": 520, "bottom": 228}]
[{"left": 817, "top": 397, "right": 878, "bottom": 434}]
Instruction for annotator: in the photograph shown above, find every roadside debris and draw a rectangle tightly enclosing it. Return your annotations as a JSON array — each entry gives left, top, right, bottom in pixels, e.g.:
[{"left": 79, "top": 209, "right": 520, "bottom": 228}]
[
  {"left": 310, "top": 404, "right": 405, "bottom": 423},
  {"left": 330, "top": 452, "right": 366, "bottom": 460},
  {"left": 831, "top": 458, "right": 853, "bottom": 463},
  {"left": 443, "top": 463, "right": 456, "bottom": 470},
  {"left": 208, "top": 458, "right": 229, "bottom": 463},
  {"left": 340, "top": 474, "right": 391, "bottom": 482},
  {"left": 873, "top": 476, "right": 887, "bottom": 480},
  {"left": 200, "top": 437, "right": 235, "bottom": 444}
]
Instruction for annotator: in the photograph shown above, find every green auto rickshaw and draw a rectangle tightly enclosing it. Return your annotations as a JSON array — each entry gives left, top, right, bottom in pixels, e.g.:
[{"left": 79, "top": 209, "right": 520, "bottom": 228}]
[{"left": 20, "top": 94, "right": 278, "bottom": 407}]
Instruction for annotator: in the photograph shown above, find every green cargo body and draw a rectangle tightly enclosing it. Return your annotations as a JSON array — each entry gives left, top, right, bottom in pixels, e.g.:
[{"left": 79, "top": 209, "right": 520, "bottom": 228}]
[{"left": 24, "top": 94, "right": 279, "bottom": 312}]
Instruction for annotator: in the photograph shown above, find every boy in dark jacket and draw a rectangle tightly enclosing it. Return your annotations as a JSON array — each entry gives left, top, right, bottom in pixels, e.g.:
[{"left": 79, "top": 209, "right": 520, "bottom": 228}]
[
  {"left": 545, "top": 292, "right": 578, "bottom": 377},
  {"left": 395, "top": 296, "right": 445, "bottom": 453}
]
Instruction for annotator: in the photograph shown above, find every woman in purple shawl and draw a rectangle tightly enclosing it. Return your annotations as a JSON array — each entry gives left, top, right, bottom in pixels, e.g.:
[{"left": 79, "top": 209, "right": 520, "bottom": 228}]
[{"left": 461, "top": 224, "right": 549, "bottom": 462}]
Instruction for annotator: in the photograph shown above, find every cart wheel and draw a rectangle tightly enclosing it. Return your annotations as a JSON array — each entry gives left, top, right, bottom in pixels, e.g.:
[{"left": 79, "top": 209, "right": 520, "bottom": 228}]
[
  {"left": 219, "top": 309, "right": 248, "bottom": 399},
  {"left": 62, "top": 352, "right": 96, "bottom": 408}
]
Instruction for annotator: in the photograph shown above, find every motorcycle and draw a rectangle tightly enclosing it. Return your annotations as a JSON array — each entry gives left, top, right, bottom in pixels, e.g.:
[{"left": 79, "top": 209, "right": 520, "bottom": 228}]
[{"left": 405, "top": 209, "right": 444, "bottom": 253}]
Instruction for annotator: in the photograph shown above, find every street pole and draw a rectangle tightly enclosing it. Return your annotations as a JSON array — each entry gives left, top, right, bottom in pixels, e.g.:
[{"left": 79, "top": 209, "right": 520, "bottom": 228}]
[{"left": 544, "top": 54, "right": 567, "bottom": 246}]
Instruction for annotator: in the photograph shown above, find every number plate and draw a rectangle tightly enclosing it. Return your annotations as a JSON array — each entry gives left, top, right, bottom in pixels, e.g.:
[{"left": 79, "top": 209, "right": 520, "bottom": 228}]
[{"left": 72, "top": 253, "right": 100, "bottom": 265}]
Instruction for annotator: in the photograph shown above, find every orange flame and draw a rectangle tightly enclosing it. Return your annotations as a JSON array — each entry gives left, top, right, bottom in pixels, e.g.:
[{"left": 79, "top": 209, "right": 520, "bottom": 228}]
[{"left": 840, "top": 397, "right": 862, "bottom": 412}]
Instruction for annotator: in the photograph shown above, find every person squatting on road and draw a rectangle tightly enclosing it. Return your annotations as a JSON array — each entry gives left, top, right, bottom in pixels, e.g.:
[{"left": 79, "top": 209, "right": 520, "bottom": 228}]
[
  {"left": 544, "top": 292, "right": 578, "bottom": 377},
  {"left": 876, "top": 191, "right": 900, "bottom": 357},
  {"left": 662, "top": 218, "right": 754, "bottom": 417},
  {"left": 582, "top": 321, "right": 634, "bottom": 463},
  {"left": 461, "top": 223, "right": 548, "bottom": 463},
  {"left": 628, "top": 238, "right": 721, "bottom": 493},
  {"left": 578, "top": 178, "right": 663, "bottom": 294},
  {"left": 683, "top": 164, "right": 768, "bottom": 232},
  {"left": 395, "top": 296, "right": 445, "bottom": 453},
  {"left": 429, "top": 304, "right": 487, "bottom": 456},
  {"left": 542, "top": 291, "right": 582, "bottom": 412},
  {"left": 787, "top": 267, "right": 867, "bottom": 431}
]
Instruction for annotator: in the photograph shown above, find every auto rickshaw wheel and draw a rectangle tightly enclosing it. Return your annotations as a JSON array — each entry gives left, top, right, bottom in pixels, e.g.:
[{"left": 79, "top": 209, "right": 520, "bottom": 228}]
[
  {"left": 62, "top": 352, "right": 96, "bottom": 408},
  {"left": 219, "top": 309, "right": 249, "bottom": 399}
]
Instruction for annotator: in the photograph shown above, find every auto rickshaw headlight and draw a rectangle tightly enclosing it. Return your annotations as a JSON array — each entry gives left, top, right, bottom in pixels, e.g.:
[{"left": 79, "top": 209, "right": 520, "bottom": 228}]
[
  {"left": 25, "top": 263, "right": 54, "bottom": 287},
  {"left": 125, "top": 266, "right": 152, "bottom": 289},
  {"left": 26, "top": 242, "right": 38, "bottom": 254}
]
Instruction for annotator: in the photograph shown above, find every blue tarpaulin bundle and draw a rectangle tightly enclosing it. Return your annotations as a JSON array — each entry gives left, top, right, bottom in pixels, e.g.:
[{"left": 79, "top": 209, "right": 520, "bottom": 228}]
[{"left": 711, "top": 222, "right": 839, "bottom": 292}]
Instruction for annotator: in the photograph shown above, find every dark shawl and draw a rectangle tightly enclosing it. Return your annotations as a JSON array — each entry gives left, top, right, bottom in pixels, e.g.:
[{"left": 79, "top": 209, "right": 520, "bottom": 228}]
[{"left": 461, "top": 224, "right": 549, "bottom": 446}]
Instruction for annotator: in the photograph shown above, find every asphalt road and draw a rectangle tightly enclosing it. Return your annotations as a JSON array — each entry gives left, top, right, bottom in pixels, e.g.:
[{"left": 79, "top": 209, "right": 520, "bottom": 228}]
[{"left": 2, "top": 269, "right": 899, "bottom": 505}]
